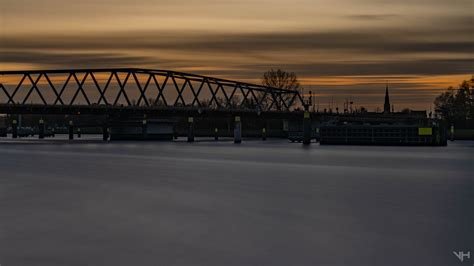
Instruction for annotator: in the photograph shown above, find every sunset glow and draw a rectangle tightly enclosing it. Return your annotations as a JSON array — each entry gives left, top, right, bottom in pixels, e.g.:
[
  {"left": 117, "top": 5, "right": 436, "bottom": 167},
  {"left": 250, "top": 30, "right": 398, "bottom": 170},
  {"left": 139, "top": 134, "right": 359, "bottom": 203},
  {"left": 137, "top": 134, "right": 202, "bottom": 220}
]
[{"left": 1, "top": 0, "right": 472, "bottom": 110}]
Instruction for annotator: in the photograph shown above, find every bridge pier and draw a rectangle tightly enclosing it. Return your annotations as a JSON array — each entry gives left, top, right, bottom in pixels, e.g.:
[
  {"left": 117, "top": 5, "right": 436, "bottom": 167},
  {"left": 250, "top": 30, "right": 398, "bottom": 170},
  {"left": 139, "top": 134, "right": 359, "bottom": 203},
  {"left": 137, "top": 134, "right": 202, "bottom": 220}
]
[
  {"left": 450, "top": 124, "right": 454, "bottom": 141},
  {"left": 142, "top": 118, "right": 148, "bottom": 140},
  {"left": 68, "top": 121, "right": 74, "bottom": 140},
  {"left": 234, "top": 116, "right": 241, "bottom": 144},
  {"left": 38, "top": 119, "right": 45, "bottom": 139},
  {"left": 102, "top": 125, "right": 109, "bottom": 141},
  {"left": 12, "top": 120, "right": 18, "bottom": 139},
  {"left": 303, "top": 111, "right": 311, "bottom": 145},
  {"left": 187, "top": 117, "right": 194, "bottom": 142}
]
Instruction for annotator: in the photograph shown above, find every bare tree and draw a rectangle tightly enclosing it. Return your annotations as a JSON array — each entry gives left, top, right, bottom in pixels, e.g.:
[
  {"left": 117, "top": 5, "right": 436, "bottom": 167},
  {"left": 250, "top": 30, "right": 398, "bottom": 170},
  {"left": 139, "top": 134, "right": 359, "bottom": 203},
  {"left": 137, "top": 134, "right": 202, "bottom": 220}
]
[
  {"left": 434, "top": 79, "right": 473, "bottom": 125},
  {"left": 260, "top": 69, "right": 301, "bottom": 111}
]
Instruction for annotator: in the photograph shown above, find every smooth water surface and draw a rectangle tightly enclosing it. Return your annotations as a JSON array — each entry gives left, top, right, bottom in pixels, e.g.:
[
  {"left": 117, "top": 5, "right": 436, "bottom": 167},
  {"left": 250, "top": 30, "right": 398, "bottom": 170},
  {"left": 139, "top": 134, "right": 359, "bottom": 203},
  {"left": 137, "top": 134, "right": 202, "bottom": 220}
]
[{"left": 0, "top": 137, "right": 473, "bottom": 266}]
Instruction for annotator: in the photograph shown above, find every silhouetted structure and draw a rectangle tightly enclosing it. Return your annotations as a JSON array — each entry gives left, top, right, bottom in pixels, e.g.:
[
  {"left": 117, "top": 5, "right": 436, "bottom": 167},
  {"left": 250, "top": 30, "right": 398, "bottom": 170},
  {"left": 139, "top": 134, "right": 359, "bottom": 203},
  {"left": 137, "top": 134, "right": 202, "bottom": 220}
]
[
  {"left": 384, "top": 84, "right": 391, "bottom": 114},
  {"left": 0, "top": 68, "right": 304, "bottom": 114}
]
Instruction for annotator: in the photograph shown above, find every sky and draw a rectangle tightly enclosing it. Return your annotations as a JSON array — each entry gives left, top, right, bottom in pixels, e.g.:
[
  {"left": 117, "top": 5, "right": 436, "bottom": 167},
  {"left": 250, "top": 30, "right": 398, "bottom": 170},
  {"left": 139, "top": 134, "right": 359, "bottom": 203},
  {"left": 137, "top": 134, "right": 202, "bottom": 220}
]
[{"left": 1, "top": 0, "right": 473, "bottom": 110}]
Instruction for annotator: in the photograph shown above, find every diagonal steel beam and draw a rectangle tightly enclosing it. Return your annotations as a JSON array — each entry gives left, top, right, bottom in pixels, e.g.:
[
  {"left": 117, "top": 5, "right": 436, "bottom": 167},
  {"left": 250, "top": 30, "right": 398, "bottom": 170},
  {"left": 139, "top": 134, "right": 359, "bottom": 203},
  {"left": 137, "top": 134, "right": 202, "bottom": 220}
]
[
  {"left": 134, "top": 73, "right": 151, "bottom": 106},
  {"left": 70, "top": 72, "right": 91, "bottom": 105},
  {"left": 153, "top": 74, "right": 169, "bottom": 106},
  {"left": 113, "top": 71, "right": 131, "bottom": 106},
  {"left": 171, "top": 75, "right": 187, "bottom": 106},
  {"left": 54, "top": 73, "right": 73, "bottom": 105},
  {"left": 9, "top": 74, "right": 27, "bottom": 104},
  {"left": 44, "top": 73, "right": 64, "bottom": 105},
  {"left": 238, "top": 85, "right": 252, "bottom": 108},
  {"left": 227, "top": 84, "right": 239, "bottom": 107},
  {"left": 192, "top": 79, "right": 205, "bottom": 107},
  {"left": 0, "top": 83, "right": 14, "bottom": 104},
  {"left": 286, "top": 93, "right": 298, "bottom": 111},
  {"left": 216, "top": 82, "right": 231, "bottom": 108},
  {"left": 23, "top": 73, "right": 47, "bottom": 105},
  {"left": 90, "top": 72, "right": 110, "bottom": 105},
  {"left": 188, "top": 79, "right": 202, "bottom": 107},
  {"left": 206, "top": 80, "right": 221, "bottom": 108}
]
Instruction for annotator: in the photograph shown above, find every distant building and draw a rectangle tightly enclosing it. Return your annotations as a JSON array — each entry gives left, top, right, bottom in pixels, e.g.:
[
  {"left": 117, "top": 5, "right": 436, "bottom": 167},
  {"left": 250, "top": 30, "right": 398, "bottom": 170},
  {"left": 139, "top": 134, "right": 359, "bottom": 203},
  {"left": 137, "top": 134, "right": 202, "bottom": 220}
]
[
  {"left": 379, "top": 84, "right": 426, "bottom": 118},
  {"left": 384, "top": 84, "right": 391, "bottom": 114}
]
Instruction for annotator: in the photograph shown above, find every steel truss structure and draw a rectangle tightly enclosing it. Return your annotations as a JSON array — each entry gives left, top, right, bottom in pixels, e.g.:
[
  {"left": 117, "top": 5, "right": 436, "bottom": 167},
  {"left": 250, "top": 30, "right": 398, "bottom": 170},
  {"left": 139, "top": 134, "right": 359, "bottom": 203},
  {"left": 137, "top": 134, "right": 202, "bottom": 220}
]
[{"left": 0, "top": 68, "right": 304, "bottom": 113}]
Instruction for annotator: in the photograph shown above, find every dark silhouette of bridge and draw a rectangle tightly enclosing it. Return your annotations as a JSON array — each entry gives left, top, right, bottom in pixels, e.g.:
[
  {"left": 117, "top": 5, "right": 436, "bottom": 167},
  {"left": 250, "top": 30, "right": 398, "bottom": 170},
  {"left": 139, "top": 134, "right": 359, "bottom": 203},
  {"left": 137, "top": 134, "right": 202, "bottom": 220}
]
[
  {"left": 0, "top": 68, "right": 441, "bottom": 145},
  {"left": 0, "top": 68, "right": 305, "bottom": 117}
]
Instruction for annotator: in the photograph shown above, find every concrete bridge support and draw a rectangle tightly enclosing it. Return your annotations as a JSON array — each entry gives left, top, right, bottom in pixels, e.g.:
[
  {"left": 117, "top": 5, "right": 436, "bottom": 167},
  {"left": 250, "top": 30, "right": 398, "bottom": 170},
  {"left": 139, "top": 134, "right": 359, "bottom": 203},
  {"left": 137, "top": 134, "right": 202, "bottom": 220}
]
[
  {"left": 12, "top": 120, "right": 17, "bottom": 139},
  {"left": 68, "top": 121, "right": 74, "bottom": 140},
  {"left": 303, "top": 111, "right": 311, "bottom": 145},
  {"left": 234, "top": 116, "right": 241, "bottom": 144},
  {"left": 38, "top": 119, "right": 45, "bottom": 139},
  {"left": 142, "top": 119, "right": 148, "bottom": 140},
  {"left": 450, "top": 124, "right": 454, "bottom": 141},
  {"left": 187, "top": 117, "right": 194, "bottom": 142},
  {"left": 102, "top": 126, "right": 109, "bottom": 141}
]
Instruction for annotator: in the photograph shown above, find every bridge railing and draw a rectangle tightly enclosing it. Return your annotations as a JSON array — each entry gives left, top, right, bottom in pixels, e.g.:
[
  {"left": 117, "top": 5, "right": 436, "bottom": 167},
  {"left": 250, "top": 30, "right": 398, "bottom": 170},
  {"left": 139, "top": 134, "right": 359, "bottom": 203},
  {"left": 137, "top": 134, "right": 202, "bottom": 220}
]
[{"left": 0, "top": 68, "right": 304, "bottom": 112}]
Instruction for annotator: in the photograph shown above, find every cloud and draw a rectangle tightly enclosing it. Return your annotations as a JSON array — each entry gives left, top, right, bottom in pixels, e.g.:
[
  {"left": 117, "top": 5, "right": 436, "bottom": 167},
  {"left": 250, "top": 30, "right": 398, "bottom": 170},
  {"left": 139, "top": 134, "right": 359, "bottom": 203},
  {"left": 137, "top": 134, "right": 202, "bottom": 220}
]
[
  {"left": 260, "top": 59, "right": 473, "bottom": 76},
  {"left": 2, "top": 49, "right": 470, "bottom": 78},
  {"left": 1, "top": 13, "right": 472, "bottom": 111},
  {"left": 2, "top": 12, "right": 472, "bottom": 63},
  {"left": 346, "top": 14, "right": 400, "bottom": 21},
  {"left": 1, "top": 12, "right": 473, "bottom": 78},
  {"left": 0, "top": 51, "right": 153, "bottom": 68},
  {"left": 2, "top": 10, "right": 471, "bottom": 64},
  {"left": 3, "top": 27, "right": 473, "bottom": 54}
]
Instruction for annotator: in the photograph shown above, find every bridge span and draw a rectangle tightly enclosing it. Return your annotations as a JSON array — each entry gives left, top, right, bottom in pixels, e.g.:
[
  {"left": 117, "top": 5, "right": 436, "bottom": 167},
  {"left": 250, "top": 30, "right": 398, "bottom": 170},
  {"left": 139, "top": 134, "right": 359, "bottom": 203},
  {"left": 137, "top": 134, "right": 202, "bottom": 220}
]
[
  {"left": 0, "top": 68, "right": 314, "bottom": 142},
  {"left": 0, "top": 68, "right": 306, "bottom": 117}
]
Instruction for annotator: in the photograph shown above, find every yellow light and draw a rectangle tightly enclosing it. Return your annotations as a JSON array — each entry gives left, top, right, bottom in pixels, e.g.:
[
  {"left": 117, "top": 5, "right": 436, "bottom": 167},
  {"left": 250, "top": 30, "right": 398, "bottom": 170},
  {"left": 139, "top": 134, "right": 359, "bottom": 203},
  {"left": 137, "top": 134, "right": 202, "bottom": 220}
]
[{"left": 418, "top": 128, "right": 432, "bottom": 136}]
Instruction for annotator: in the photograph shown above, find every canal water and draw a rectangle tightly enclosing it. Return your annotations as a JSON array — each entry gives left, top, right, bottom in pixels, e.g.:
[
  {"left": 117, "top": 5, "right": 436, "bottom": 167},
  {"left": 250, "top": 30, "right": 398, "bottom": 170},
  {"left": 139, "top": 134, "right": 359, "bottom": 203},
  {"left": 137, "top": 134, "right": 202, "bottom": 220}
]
[{"left": 0, "top": 137, "right": 473, "bottom": 266}]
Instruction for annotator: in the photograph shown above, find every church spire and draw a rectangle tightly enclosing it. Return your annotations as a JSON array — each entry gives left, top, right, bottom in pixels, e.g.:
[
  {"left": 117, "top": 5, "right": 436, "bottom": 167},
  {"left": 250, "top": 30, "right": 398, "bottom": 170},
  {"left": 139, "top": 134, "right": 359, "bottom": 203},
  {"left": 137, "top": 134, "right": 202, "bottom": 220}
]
[{"left": 384, "top": 82, "right": 390, "bottom": 114}]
